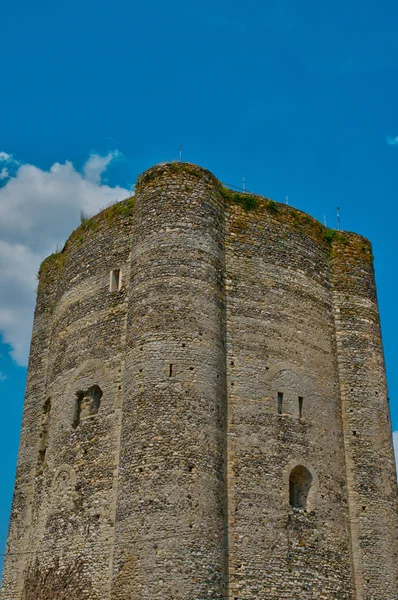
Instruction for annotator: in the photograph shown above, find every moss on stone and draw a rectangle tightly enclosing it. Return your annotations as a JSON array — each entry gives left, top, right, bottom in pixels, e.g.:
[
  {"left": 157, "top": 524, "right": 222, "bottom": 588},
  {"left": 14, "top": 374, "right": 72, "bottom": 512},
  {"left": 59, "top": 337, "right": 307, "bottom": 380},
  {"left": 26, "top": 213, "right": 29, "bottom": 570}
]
[
  {"left": 67, "top": 196, "right": 135, "bottom": 246},
  {"left": 219, "top": 185, "right": 259, "bottom": 211},
  {"left": 136, "top": 162, "right": 219, "bottom": 190},
  {"left": 38, "top": 196, "right": 135, "bottom": 284},
  {"left": 38, "top": 162, "right": 374, "bottom": 291},
  {"left": 266, "top": 199, "right": 279, "bottom": 214},
  {"left": 331, "top": 231, "right": 374, "bottom": 266},
  {"left": 103, "top": 196, "right": 135, "bottom": 219},
  {"left": 39, "top": 250, "right": 66, "bottom": 280}
]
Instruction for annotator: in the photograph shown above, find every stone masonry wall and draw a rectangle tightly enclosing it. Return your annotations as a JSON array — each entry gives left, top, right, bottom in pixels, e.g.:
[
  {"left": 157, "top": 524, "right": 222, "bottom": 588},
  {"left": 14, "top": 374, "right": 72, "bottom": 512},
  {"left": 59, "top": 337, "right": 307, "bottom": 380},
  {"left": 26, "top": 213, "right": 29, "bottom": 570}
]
[
  {"left": 110, "top": 164, "right": 228, "bottom": 599},
  {"left": 2, "top": 199, "right": 135, "bottom": 600},
  {"left": 1, "top": 254, "right": 60, "bottom": 598},
  {"left": 331, "top": 234, "right": 398, "bottom": 599},
  {"left": 2, "top": 162, "right": 397, "bottom": 600},
  {"left": 225, "top": 200, "right": 353, "bottom": 599}
]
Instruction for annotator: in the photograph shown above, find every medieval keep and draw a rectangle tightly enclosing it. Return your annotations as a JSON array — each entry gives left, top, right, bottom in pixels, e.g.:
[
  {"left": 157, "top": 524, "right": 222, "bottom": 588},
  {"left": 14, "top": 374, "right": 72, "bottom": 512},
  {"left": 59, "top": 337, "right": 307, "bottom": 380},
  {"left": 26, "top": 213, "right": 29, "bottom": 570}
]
[{"left": 2, "top": 162, "right": 397, "bottom": 599}]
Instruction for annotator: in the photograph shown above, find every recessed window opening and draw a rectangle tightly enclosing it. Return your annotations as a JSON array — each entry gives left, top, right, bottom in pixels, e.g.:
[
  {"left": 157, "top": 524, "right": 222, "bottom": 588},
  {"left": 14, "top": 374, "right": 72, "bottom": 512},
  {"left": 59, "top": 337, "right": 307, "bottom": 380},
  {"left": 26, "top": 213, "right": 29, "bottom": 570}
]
[
  {"left": 298, "top": 396, "right": 304, "bottom": 419},
  {"left": 110, "top": 269, "right": 122, "bottom": 292},
  {"left": 73, "top": 385, "right": 103, "bottom": 428},
  {"left": 289, "top": 465, "right": 313, "bottom": 510},
  {"left": 169, "top": 364, "right": 175, "bottom": 377},
  {"left": 38, "top": 399, "right": 51, "bottom": 466},
  {"left": 277, "top": 392, "right": 283, "bottom": 415}
]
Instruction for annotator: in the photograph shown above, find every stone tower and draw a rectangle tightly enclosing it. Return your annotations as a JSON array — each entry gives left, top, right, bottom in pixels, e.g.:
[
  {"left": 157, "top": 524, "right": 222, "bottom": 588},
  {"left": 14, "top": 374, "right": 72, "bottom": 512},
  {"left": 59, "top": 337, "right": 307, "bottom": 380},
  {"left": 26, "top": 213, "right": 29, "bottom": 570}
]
[{"left": 2, "top": 163, "right": 397, "bottom": 600}]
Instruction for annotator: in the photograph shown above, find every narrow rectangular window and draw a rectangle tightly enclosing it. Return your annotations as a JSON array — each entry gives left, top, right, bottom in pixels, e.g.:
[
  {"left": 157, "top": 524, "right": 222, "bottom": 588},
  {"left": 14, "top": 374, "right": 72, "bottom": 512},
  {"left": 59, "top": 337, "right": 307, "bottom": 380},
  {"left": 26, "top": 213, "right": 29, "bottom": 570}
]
[
  {"left": 110, "top": 269, "right": 122, "bottom": 291},
  {"left": 298, "top": 396, "right": 304, "bottom": 419},
  {"left": 277, "top": 392, "right": 283, "bottom": 415},
  {"left": 38, "top": 399, "right": 51, "bottom": 466},
  {"left": 169, "top": 364, "right": 175, "bottom": 377}
]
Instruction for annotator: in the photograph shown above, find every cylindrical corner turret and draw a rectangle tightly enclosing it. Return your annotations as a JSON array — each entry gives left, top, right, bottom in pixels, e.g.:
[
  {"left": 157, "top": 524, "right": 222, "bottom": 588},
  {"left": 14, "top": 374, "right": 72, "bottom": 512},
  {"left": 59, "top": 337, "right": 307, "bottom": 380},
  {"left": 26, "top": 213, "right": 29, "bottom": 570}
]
[
  {"left": 331, "top": 233, "right": 398, "bottom": 599},
  {"left": 111, "top": 163, "right": 228, "bottom": 599}
]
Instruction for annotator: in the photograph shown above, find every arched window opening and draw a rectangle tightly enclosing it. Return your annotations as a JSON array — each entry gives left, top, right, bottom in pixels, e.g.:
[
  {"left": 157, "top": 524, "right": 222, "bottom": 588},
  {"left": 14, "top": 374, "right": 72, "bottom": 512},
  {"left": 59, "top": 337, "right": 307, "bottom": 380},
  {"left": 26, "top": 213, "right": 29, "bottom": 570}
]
[
  {"left": 289, "top": 465, "right": 313, "bottom": 510},
  {"left": 73, "top": 385, "right": 103, "bottom": 428},
  {"left": 38, "top": 398, "right": 51, "bottom": 466}
]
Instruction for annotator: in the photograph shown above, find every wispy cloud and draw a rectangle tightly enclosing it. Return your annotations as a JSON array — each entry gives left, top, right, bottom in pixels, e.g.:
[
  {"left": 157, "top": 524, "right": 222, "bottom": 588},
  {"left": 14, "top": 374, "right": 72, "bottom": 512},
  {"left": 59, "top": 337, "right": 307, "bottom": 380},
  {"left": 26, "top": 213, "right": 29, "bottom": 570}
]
[
  {"left": 83, "top": 150, "right": 121, "bottom": 184},
  {"left": 0, "top": 151, "right": 130, "bottom": 365},
  {"left": 386, "top": 136, "right": 398, "bottom": 146},
  {"left": 0, "top": 371, "right": 7, "bottom": 382},
  {"left": 0, "top": 152, "right": 19, "bottom": 164},
  {"left": 0, "top": 168, "right": 9, "bottom": 180}
]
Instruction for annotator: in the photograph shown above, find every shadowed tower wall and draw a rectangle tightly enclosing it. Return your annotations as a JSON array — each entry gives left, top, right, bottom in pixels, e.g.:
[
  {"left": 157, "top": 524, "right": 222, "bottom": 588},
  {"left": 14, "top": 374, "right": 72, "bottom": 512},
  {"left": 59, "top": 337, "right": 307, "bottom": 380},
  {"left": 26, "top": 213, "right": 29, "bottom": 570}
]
[
  {"left": 1, "top": 162, "right": 397, "bottom": 600},
  {"left": 1, "top": 200, "right": 135, "bottom": 599}
]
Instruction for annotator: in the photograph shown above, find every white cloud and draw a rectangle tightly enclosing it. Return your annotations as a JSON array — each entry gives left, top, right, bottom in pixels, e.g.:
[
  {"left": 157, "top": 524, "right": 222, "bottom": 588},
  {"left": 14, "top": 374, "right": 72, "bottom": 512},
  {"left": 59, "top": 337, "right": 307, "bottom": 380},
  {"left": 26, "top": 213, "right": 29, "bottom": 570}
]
[
  {"left": 386, "top": 136, "right": 398, "bottom": 146},
  {"left": 0, "top": 152, "right": 12, "bottom": 162},
  {"left": 393, "top": 431, "right": 398, "bottom": 476},
  {"left": 0, "top": 168, "right": 9, "bottom": 180},
  {"left": 0, "top": 371, "right": 6, "bottom": 382},
  {"left": 0, "top": 151, "right": 130, "bottom": 365},
  {"left": 83, "top": 150, "right": 120, "bottom": 184}
]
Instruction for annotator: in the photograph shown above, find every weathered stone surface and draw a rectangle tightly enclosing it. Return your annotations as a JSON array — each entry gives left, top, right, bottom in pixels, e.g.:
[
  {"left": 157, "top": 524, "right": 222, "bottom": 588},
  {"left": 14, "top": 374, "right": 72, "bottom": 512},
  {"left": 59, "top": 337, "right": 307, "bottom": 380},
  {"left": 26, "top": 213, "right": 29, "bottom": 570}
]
[{"left": 1, "top": 163, "right": 397, "bottom": 599}]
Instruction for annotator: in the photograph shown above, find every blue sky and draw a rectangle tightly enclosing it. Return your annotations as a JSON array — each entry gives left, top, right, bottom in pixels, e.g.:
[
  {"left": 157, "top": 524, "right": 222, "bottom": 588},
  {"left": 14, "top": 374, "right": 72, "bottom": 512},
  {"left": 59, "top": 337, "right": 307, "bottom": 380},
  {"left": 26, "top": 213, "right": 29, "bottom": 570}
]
[{"left": 1, "top": 0, "right": 398, "bottom": 575}]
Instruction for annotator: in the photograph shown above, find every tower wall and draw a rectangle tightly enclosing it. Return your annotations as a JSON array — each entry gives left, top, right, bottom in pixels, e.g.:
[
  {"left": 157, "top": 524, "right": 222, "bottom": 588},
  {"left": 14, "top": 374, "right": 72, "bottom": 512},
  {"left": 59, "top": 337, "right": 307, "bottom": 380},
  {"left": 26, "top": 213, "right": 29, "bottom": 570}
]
[
  {"left": 225, "top": 203, "right": 354, "bottom": 598},
  {"left": 2, "top": 200, "right": 135, "bottom": 600},
  {"left": 331, "top": 234, "right": 398, "bottom": 599},
  {"left": 1, "top": 256, "right": 60, "bottom": 598},
  {"left": 111, "top": 164, "right": 228, "bottom": 599},
  {"left": 2, "top": 162, "right": 397, "bottom": 600}
]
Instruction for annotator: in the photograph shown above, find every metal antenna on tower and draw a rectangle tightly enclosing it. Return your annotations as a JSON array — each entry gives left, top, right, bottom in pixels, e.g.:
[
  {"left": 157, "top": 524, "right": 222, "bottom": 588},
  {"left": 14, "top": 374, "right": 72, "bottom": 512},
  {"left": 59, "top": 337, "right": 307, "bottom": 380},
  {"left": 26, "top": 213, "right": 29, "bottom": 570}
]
[
  {"left": 337, "top": 207, "right": 340, "bottom": 231},
  {"left": 179, "top": 146, "right": 183, "bottom": 162}
]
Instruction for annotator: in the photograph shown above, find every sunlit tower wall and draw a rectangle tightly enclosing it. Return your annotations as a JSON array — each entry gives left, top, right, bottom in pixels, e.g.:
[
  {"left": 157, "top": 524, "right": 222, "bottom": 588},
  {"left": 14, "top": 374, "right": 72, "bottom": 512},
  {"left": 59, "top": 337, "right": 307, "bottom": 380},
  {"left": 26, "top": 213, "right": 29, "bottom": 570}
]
[
  {"left": 110, "top": 164, "right": 228, "bottom": 599},
  {"left": 1, "top": 162, "right": 397, "bottom": 600}
]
